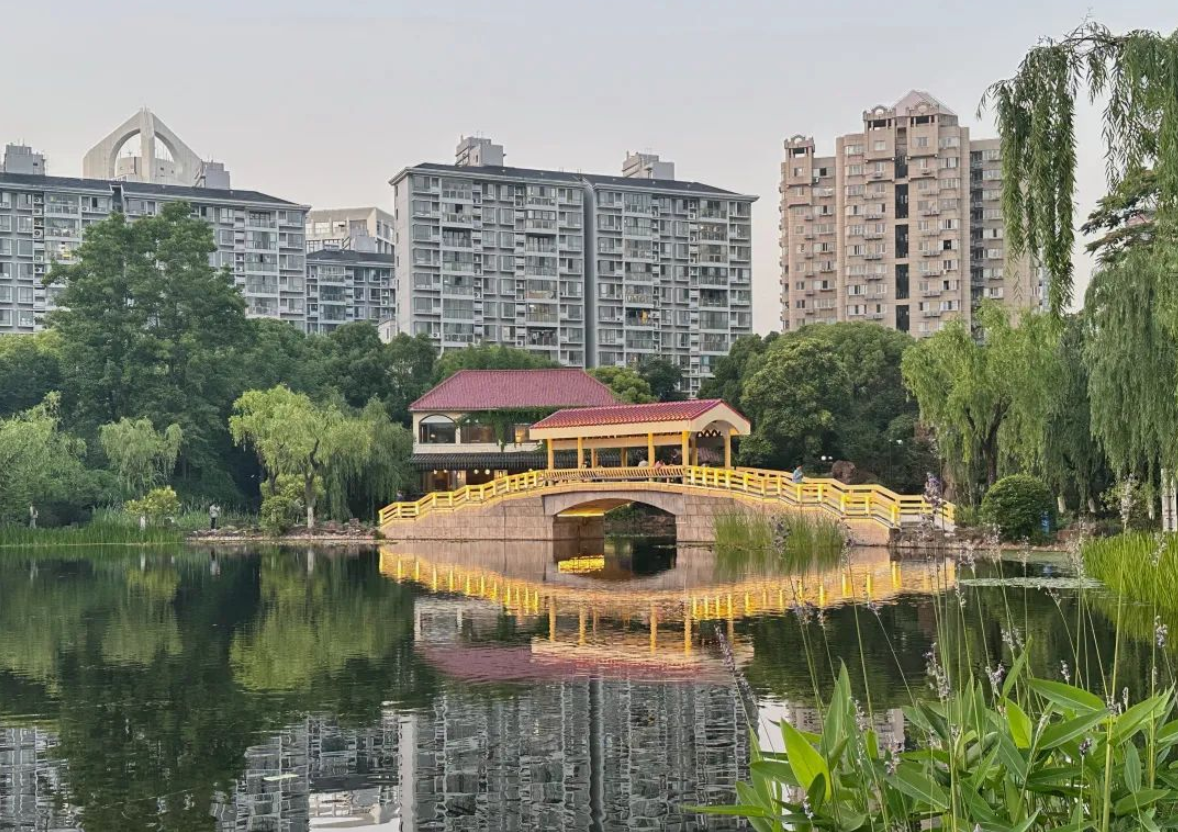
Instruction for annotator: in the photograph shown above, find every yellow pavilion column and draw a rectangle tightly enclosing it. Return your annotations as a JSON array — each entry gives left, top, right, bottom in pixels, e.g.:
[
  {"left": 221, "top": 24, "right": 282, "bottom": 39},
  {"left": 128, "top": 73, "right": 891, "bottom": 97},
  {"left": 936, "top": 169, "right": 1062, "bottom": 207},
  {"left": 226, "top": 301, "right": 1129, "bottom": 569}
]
[
  {"left": 547, "top": 439, "right": 555, "bottom": 470},
  {"left": 724, "top": 430, "right": 732, "bottom": 469},
  {"left": 576, "top": 436, "right": 584, "bottom": 469},
  {"left": 680, "top": 430, "right": 689, "bottom": 467},
  {"left": 647, "top": 432, "right": 655, "bottom": 466},
  {"left": 621, "top": 446, "right": 628, "bottom": 468},
  {"left": 591, "top": 448, "right": 598, "bottom": 468}
]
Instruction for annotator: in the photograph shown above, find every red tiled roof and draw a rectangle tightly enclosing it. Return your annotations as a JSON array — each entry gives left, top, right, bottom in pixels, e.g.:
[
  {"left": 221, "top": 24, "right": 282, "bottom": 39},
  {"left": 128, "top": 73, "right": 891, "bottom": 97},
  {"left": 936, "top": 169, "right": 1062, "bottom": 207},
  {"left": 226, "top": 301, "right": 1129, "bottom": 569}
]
[
  {"left": 531, "top": 399, "right": 739, "bottom": 429},
  {"left": 410, "top": 369, "right": 618, "bottom": 412}
]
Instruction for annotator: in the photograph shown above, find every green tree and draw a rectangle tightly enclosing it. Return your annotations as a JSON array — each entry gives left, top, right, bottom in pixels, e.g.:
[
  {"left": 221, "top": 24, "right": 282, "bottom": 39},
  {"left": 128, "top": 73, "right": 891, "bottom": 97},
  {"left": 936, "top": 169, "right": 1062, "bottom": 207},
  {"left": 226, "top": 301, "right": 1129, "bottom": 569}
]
[
  {"left": 314, "top": 321, "right": 395, "bottom": 410},
  {"left": 901, "top": 305, "right": 1059, "bottom": 503},
  {"left": 99, "top": 418, "right": 183, "bottom": 498},
  {"left": 1084, "top": 248, "right": 1178, "bottom": 481},
  {"left": 383, "top": 332, "right": 438, "bottom": 425},
  {"left": 638, "top": 357, "right": 685, "bottom": 401},
  {"left": 0, "top": 330, "right": 62, "bottom": 418},
  {"left": 739, "top": 339, "right": 850, "bottom": 470},
  {"left": 588, "top": 366, "right": 655, "bottom": 403},
  {"left": 230, "top": 386, "right": 371, "bottom": 528},
  {"left": 698, "top": 333, "right": 778, "bottom": 404},
  {"left": 235, "top": 318, "right": 325, "bottom": 396},
  {"left": 47, "top": 202, "right": 250, "bottom": 474},
  {"left": 1043, "top": 316, "right": 1107, "bottom": 511},
  {"left": 983, "top": 22, "right": 1178, "bottom": 312},
  {"left": 0, "top": 394, "right": 96, "bottom": 525},
  {"left": 434, "top": 344, "right": 555, "bottom": 381},
  {"left": 792, "top": 323, "right": 932, "bottom": 490}
]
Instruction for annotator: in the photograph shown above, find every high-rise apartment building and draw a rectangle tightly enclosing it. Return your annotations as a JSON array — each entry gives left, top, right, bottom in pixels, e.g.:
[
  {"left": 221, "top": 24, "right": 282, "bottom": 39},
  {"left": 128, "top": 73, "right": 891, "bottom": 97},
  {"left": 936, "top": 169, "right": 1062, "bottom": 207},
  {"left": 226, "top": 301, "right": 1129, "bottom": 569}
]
[
  {"left": 391, "top": 137, "right": 756, "bottom": 394},
  {"left": 305, "top": 249, "right": 394, "bottom": 334},
  {"left": 0, "top": 168, "right": 308, "bottom": 333},
  {"left": 305, "top": 207, "right": 394, "bottom": 254},
  {"left": 779, "top": 90, "right": 1043, "bottom": 337}
]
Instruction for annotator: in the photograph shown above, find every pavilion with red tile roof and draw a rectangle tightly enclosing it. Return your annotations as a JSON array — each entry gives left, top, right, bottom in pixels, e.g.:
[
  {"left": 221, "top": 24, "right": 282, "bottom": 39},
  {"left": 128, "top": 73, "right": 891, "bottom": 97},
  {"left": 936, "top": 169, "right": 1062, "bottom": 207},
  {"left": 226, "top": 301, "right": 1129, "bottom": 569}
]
[
  {"left": 529, "top": 398, "right": 750, "bottom": 470},
  {"left": 409, "top": 368, "right": 620, "bottom": 493}
]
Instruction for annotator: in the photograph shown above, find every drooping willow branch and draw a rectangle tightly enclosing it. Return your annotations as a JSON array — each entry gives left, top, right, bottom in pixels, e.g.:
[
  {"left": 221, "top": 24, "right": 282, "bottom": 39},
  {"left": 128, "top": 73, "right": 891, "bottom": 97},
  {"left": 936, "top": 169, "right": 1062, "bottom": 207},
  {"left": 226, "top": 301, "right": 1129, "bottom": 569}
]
[{"left": 980, "top": 21, "right": 1178, "bottom": 313}]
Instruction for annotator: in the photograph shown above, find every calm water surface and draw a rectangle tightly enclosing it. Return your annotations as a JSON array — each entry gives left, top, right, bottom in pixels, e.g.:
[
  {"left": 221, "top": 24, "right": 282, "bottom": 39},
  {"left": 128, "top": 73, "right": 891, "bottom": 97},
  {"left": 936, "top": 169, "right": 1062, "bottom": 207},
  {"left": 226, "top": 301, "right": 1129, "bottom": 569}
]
[{"left": 0, "top": 540, "right": 1146, "bottom": 831}]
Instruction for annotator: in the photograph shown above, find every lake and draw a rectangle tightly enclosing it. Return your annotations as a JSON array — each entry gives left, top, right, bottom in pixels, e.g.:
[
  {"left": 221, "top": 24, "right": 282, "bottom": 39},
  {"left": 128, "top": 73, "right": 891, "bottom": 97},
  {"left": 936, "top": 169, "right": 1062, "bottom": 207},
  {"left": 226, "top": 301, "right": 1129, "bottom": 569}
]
[{"left": 0, "top": 540, "right": 1140, "bottom": 831}]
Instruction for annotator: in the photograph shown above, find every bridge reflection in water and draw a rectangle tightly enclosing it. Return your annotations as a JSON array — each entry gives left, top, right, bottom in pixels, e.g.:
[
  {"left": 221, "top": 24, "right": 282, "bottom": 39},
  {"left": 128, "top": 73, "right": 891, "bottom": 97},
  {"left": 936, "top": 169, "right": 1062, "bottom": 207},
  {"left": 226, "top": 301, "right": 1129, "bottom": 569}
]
[{"left": 379, "top": 541, "right": 957, "bottom": 686}]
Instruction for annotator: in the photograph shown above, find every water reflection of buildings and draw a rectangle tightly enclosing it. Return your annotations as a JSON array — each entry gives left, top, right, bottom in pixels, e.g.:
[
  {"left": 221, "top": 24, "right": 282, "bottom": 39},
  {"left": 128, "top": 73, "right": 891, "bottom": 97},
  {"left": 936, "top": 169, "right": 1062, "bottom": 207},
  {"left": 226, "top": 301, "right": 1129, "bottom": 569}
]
[{"left": 0, "top": 727, "right": 81, "bottom": 832}]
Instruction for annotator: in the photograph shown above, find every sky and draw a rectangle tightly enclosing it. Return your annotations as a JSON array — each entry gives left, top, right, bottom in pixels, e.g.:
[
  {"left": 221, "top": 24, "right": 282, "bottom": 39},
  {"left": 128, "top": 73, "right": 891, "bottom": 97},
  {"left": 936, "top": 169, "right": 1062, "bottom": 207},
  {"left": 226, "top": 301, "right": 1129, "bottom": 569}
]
[{"left": 5, "top": 0, "right": 1176, "bottom": 333}]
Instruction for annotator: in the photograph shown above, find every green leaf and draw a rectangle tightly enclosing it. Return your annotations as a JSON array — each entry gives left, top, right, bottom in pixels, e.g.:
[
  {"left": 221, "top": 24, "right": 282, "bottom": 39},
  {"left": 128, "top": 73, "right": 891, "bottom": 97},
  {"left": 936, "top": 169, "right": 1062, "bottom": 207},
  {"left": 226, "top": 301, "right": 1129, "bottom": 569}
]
[
  {"left": 1125, "top": 743, "right": 1143, "bottom": 793},
  {"left": 1038, "top": 709, "right": 1109, "bottom": 749},
  {"left": 1002, "top": 640, "right": 1032, "bottom": 698},
  {"left": 687, "top": 803, "right": 775, "bottom": 818},
  {"left": 1005, "top": 699, "right": 1033, "bottom": 748},
  {"left": 749, "top": 759, "right": 800, "bottom": 787},
  {"left": 1155, "top": 718, "right": 1178, "bottom": 746},
  {"left": 995, "top": 732, "right": 1028, "bottom": 782},
  {"left": 887, "top": 762, "right": 949, "bottom": 811},
  {"left": 1113, "top": 692, "right": 1172, "bottom": 745},
  {"left": 781, "top": 719, "right": 831, "bottom": 799},
  {"left": 1028, "top": 678, "right": 1105, "bottom": 712},
  {"left": 1113, "top": 788, "right": 1172, "bottom": 816}
]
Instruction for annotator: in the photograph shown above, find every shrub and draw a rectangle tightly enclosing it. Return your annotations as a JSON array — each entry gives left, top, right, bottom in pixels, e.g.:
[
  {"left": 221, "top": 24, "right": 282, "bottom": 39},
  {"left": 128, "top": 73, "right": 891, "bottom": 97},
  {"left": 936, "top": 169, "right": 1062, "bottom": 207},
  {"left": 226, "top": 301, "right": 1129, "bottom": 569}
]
[
  {"left": 980, "top": 474, "right": 1054, "bottom": 540},
  {"left": 124, "top": 486, "right": 181, "bottom": 526},
  {"left": 259, "top": 475, "right": 306, "bottom": 535}
]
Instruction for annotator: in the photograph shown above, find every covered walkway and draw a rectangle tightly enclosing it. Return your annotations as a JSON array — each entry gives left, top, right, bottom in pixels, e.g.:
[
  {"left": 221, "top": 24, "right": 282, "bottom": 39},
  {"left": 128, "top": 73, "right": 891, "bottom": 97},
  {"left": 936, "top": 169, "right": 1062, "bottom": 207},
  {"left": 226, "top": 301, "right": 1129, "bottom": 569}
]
[{"left": 528, "top": 399, "right": 752, "bottom": 470}]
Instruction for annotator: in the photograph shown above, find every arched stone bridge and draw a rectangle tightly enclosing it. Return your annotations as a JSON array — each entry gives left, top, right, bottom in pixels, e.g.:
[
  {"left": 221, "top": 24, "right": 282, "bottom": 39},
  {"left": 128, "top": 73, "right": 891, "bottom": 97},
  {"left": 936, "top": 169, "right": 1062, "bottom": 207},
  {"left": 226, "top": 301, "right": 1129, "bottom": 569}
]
[{"left": 379, "top": 467, "right": 954, "bottom": 546}]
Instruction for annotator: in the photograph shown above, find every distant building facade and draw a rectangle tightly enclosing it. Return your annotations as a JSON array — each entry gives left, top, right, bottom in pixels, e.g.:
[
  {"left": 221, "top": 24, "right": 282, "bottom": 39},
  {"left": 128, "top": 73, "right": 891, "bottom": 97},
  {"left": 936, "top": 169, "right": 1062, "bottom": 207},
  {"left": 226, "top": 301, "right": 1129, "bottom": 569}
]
[
  {"left": 391, "top": 137, "right": 756, "bottom": 395},
  {"left": 779, "top": 90, "right": 1044, "bottom": 337},
  {"left": 305, "top": 207, "right": 394, "bottom": 255},
  {"left": 0, "top": 168, "right": 308, "bottom": 333},
  {"left": 305, "top": 248, "right": 394, "bottom": 334}
]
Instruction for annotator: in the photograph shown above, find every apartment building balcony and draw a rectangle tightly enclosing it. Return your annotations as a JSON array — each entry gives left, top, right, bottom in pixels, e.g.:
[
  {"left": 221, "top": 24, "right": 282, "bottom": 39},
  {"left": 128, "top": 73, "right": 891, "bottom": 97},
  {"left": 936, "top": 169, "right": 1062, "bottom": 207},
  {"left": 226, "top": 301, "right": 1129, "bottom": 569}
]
[
  {"left": 865, "top": 211, "right": 885, "bottom": 220},
  {"left": 921, "top": 249, "right": 941, "bottom": 257},
  {"left": 864, "top": 253, "right": 884, "bottom": 261},
  {"left": 865, "top": 272, "right": 886, "bottom": 281},
  {"left": 923, "top": 308, "right": 943, "bottom": 318},
  {"left": 625, "top": 337, "right": 658, "bottom": 351},
  {"left": 866, "top": 312, "right": 886, "bottom": 320},
  {"left": 921, "top": 287, "right": 943, "bottom": 297},
  {"left": 864, "top": 232, "right": 884, "bottom": 240},
  {"left": 921, "top": 207, "right": 941, "bottom": 216}
]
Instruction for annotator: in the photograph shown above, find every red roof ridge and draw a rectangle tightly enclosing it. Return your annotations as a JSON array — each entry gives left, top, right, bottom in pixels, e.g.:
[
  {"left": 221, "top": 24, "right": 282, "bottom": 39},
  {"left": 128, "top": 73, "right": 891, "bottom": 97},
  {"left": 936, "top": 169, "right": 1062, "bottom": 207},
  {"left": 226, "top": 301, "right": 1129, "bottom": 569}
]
[
  {"left": 531, "top": 398, "right": 747, "bottom": 430},
  {"left": 410, "top": 368, "right": 618, "bottom": 412}
]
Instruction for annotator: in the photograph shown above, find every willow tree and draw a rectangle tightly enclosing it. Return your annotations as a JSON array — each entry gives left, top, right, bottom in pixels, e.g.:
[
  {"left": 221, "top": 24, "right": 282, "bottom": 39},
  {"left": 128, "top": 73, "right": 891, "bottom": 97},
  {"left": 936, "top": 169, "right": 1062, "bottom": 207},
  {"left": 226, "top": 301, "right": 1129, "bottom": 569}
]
[
  {"left": 1084, "top": 249, "right": 1178, "bottom": 483},
  {"left": 982, "top": 22, "right": 1178, "bottom": 313},
  {"left": 99, "top": 417, "right": 183, "bottom": 498},
  {"left": 901, "top": 305, "right": 1059, "bottom": 504}
]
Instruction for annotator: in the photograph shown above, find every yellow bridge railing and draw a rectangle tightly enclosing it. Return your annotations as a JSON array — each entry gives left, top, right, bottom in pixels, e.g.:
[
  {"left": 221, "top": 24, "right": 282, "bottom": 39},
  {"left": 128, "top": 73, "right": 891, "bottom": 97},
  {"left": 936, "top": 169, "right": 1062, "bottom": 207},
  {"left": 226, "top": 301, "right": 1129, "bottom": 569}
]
[{"left": 379, "top": 465, "right": 954, "bottom": 530}]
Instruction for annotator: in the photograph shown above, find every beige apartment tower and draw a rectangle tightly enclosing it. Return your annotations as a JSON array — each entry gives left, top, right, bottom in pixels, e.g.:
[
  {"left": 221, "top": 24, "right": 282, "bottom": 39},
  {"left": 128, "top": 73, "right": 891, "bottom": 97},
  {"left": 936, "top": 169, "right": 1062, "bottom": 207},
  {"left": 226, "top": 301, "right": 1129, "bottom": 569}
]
[{"left": 779, "top": 90, "right": 1042, "bottom": 337}]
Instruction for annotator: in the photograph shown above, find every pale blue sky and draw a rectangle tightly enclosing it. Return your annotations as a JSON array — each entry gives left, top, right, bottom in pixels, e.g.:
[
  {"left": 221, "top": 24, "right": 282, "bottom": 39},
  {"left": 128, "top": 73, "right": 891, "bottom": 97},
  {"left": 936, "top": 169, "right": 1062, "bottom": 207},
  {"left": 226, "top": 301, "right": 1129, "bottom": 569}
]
[{"left": 6, "top": 0, "right": 1176, "bottom": 331}]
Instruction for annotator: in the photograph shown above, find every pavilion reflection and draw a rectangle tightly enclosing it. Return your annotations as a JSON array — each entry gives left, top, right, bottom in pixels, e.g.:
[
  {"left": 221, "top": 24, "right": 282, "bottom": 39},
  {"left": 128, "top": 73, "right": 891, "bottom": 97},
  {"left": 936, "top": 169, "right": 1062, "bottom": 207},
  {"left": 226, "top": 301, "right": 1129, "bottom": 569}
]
[{"left": 379, "top": 541, "right": 957, "bottom": 686}]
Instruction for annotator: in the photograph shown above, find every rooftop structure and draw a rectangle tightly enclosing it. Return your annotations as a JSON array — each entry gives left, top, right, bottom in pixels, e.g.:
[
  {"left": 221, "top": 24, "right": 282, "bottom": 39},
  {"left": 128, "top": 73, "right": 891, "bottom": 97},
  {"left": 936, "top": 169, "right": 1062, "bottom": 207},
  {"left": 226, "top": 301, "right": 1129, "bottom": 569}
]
[
  {"left": 410, "top": 368, "right": 617, "bottom": 412},
  {"left": 82, "top": 109, "right": 231, "bottom": 188},
  {"left": 306, "top": 206, "right": 394, "bottom": 255}
]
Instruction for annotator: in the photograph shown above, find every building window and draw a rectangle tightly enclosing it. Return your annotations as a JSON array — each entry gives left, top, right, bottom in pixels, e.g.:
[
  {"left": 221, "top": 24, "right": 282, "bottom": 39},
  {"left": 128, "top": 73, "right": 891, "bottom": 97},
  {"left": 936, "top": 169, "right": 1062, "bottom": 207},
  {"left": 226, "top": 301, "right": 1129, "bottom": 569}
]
[{"left": 418, "top": 415, "right": 457, "bottom": 444}]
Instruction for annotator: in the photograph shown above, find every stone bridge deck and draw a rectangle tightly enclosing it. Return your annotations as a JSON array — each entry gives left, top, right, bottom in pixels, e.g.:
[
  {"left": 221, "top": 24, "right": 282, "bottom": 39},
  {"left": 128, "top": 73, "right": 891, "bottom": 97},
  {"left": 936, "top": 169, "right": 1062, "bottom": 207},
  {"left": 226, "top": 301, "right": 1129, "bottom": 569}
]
[{"left": 379, "top": 466, "right": 954, "bottom": 545}]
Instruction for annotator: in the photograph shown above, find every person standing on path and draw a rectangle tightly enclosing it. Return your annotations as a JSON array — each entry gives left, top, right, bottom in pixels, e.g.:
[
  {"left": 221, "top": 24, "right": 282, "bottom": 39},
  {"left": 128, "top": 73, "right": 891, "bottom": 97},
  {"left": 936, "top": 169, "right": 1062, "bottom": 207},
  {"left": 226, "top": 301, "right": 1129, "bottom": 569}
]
[
  {"left": 209, "top": 503, "right": 221, "bottom": 531},
  {"left": 28, "top": 505, "right": 37, "bottom": 529}
]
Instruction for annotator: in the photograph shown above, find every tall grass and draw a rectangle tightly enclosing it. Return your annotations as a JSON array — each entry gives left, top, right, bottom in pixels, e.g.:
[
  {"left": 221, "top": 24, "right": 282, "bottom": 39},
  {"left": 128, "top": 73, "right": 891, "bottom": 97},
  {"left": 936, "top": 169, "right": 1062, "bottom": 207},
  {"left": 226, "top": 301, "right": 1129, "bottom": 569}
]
[
  {"left": 714, "top": 509, "right": 845, "bottom": 578},
  {"left": 697, "top": 531, "right": 1178, "bottom": 830},
  {"left": 0, "top": 509, "right": 183, "bottom": 548}
]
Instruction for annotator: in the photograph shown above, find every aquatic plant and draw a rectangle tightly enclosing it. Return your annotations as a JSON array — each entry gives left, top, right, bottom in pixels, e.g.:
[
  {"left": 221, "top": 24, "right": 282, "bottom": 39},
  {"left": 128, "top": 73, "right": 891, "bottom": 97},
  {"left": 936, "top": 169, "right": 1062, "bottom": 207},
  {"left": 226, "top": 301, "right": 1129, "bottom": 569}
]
[
  {"left": 696, "top": 660, "right": 1178, "bottom": 831},
  {"left": 713, "top": 510, "right": 845, "bottom": 578}
]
